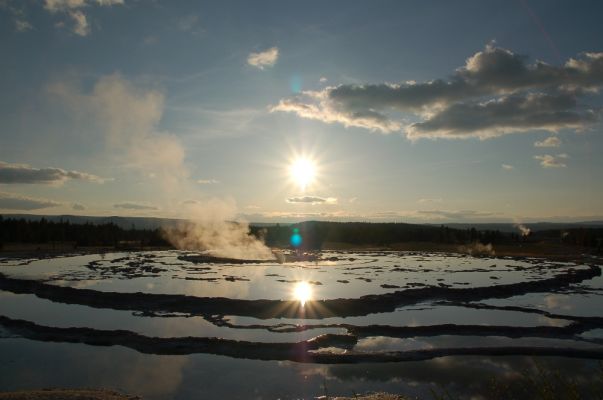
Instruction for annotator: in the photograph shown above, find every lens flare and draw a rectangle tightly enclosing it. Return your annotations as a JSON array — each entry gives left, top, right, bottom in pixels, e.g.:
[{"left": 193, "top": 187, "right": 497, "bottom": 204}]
[
  {"left": 289, "top": 157, "right": 316, "bottom": 191},
  {"left": 293, "top": 281, "right": 312, "bottom": 306},
  {"left": 290, "top": 228, "right": 302, "bottom": 247}
]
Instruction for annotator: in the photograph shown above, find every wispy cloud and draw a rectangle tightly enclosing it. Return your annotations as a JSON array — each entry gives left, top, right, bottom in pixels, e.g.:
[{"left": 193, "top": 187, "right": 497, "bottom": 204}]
[
  {"left": 15, "top": 19, "right": 32, "bottom": 32},
  {"left": 273, "top": 44, "right": 603, "bottom": 139},
  {"left": 43, "top": 0, "right": 124, "bottom": 36},
  {"left": 177, "top": 14, "right": 202, "bottom": 35},
  {"left": 44, "top": 0, "right": 123, "bottom": 12},
  {"left": 416, "top": 209, "right": 496, "bottom": 220},
  {"left": 72, "top": 203, "right": 86, "bottom": 210},
  {"left": 417, "top": 198, "right": 443, "bottom": 204},
  {"left": 286, "top": 196, "right": 337, "bottom": 205},
  {"left": 197, "top": 179, "right": 219, "bottom": 184},
  {"left": 240, "top": 208, "right": 498, "bottom": 222},
  {"left": 247, "top": 47, "right": 279, "bottom": 70},
  {"left": 534, "top": 153, "right": 568, "bottom": 168},
  {"left": 113, "top": 202, "right": 158, "bottom": 210},
  {"left": 49, "top": 74, "right": 187, "bottom": 192},
  {"left": 68, "top": 10, "right": 89, "bottom": 36},
  {"left": 0, "top": 161, "right": 107, "bottom": 184},
  {"left": 502, "top": 164, "right": 514, "bottom": 170},
  {"left": 1, "top": 1, "right": 33, "bottom": 32},
  {"left": 0, "top": 192, "right": 60, "bottom": 210},
  {"left": 534, "top": 136, "right": 562, "bottom": 147}
]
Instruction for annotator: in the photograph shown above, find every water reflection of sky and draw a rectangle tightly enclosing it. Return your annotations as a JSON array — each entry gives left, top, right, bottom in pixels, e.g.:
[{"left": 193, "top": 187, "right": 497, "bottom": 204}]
[
  {"left": 0, "top": 251, "right": 588, "bottom": 300},
  {"left": 1, "top": 251, "right": 602, "bottom": 399},
  {"left": 1, "top": 339, "right": 602, "bottom": 400}
]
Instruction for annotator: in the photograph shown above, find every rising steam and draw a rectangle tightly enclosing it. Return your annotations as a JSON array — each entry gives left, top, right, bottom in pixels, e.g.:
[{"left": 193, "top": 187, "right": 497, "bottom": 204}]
[
  {"left": 513, "top": 219, "right": 532, "bottom": 237},
  {"left": 161, "top": 198, "right": 275, "bottom": 261},
  {"left": 458, "top": 242, "right": 495, "bottom": 256}
]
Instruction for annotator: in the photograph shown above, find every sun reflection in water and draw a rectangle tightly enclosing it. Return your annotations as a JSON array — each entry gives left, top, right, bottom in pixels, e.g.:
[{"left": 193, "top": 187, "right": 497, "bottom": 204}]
[{"left": 293, "top": 281, "right": 313, "bottom": 307}]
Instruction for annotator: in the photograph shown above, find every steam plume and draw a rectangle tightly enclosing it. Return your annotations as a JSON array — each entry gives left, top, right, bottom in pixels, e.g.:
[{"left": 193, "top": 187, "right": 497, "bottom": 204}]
[
  {"left": 514, "top": 222, "right": 531, "bottom": 237},
  {"left": 162, "top": 198, "right": 275, "bottom": 260},
  {"left": 458, "top": 242, "right": 495, "bottom": 256}
]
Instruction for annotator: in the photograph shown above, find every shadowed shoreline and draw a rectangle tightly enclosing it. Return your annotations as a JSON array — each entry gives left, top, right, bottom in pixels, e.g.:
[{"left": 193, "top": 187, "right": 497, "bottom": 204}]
[
  {"left": 1, "top": 314, "right": 603, "bottom": 363},
  {"left": 0, "top": 262, "right": 599, "bottom": 319}
]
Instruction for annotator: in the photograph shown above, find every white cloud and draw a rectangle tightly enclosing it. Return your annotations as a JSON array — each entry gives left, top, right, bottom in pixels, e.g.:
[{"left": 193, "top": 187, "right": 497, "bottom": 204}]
[
  {"left": 43, "top": 0, "right": 123, "bottom": 36},
  {"left": 44, "top": 0, "right": 87, "bottom": 12},
  {"left": 0, "top": 192, "right": 61, "bottom": 210},
  {"left": 197, "top": 179, "right": 219, "bottom": 184},
  {"left": 15, "top": 19, "right": 32, "bottom": 32},
  {"left": 44, "top": 0, "right": 122, "bottom": 12},
  {"left": 286, "top": 196, "right": 337, "bottom": 205},
  {"left": 273, "top": 44, "right": 603, "bottom": 140},
  {"left": 502, "top": 164, "right": 514, "bottom": 170},
  {"left": 114, "top": 202, "right": 158, "bottom": 210},
  {"left": 534, "top": 136, "right": 562, "bottom": 147},
  {"left": 271, "top": 91, "right": 401, "bottom": 133},
  {"left": 240, "top": 208, "right": 498, "bottom": 223},
  {"left": 534, "top": 153, "right": 568, "bottom": 168},
  {"left": 69, "top": 10, "right": 89, "bottom": 36},
  {"left": 247, "top": 47, "right": 279, "bottom": 70},
  {"left": 95, "top": 0, "right": 123, "bottom": 5},
  {"left": 416, "top": 209, "right": 496, "bottom": 220}
]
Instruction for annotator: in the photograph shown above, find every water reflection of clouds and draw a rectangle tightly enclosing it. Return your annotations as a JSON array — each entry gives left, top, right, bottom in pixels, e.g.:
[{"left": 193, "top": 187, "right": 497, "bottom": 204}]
[
  {"left": 2, "top": 251, "right": 585, "bottom": 302},
  {"left": 1, "top": 251, "right": 603, "bottom": 399},
  {"left": 355, "top": 337, "right": 432, "bottom": 352},
  {"left": 544, "top": 294, "right": 574, "bottom": 311},
  {"left": 324, "top": 356, "right": 603, "bottom": 400}
]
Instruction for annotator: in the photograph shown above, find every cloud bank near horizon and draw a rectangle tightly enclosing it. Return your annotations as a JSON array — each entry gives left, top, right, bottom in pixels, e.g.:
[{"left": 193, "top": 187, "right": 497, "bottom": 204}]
[
  {"left": 0, "top": 161, "right": 107, "bottom": 184},
  {"left": 0, "top": 192, "right": 61, "bottom": 210}
]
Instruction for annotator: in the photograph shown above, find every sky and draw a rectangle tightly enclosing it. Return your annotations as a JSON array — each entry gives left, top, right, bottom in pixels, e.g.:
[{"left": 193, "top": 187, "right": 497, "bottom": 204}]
[{"left": 0, "top": 0, "right": 602, "bottom": 223}]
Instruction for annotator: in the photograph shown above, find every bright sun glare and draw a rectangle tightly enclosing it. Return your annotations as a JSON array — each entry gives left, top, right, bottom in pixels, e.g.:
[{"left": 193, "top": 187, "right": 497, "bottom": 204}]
[
  {"left": 289, "top": 157, "right": 316, "bottom": 191},
  {"left": 293, "top": 281, "right": 313, "bottom": 306}
]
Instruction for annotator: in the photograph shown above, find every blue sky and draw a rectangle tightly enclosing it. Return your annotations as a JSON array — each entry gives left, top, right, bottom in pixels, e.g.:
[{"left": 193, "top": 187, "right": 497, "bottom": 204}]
[{"left": 0, "top": 0, "right": 602, "bottom": 223}]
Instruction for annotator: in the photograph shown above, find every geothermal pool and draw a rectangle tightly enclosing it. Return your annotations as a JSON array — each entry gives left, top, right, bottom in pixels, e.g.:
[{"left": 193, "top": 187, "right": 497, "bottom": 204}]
[{"left": 0, "top": 251, "right": 602, "bottom": 399}]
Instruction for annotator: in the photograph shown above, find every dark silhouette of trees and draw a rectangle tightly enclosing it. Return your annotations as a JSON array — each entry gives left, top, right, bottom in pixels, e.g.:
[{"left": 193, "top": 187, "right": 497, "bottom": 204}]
[
  {"left": 2, "top": 215, "right": 600, "bottom": 252},
  {"left": 0, "top": 216, "right": 169, "bottom": 248},
  {"left": 255, "top": 221, "right": 508, "bottom": 250}
]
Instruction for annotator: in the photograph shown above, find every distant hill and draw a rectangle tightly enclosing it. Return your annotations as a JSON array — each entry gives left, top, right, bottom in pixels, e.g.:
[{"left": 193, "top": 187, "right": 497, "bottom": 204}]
[
  {"left": 2, "top": 214, "right": 602, "bottom": 233},
  {"left": 0, "top": 214, "right": 183, "bottom": 230},
  {"left": 0, "top": 214, "right": 288, "bottom": 230},
  {"left": 436, "top": 222, "right": 603, "bottom": 233}
]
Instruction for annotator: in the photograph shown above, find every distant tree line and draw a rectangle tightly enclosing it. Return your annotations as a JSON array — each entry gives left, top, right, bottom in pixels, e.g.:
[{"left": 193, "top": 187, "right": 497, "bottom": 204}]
[
  {"left": 252, "top": 221, "right": 510, "bottom": 250},
  {"left": 0, "top": 216, "right": 170, "bottom": 248},
  {"left": 559, "top": 228, "right": 603, "bottom": 248},
  {"left": 2, "top": 216, "right": 601, "bottom": 251}
]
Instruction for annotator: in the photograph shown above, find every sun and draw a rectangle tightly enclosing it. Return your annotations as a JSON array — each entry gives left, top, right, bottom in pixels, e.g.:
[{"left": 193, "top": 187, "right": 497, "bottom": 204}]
[
  {"left": 293, "top": 281, "right": 313, "bottom": 306},
  {"left": 289, "top": 157, "right": 316, "bottom": 191}
]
